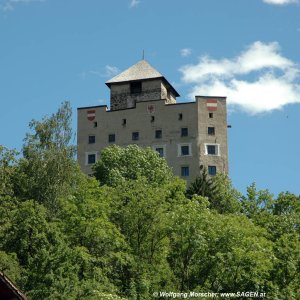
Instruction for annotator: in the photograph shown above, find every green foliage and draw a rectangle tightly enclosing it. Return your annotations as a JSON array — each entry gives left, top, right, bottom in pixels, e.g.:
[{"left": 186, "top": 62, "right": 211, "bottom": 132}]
[
  {"left": 60, "top": 177, "right": 133, "bottom": 295},
  {"left": 0, "top": 251, "right": 21, "bottom": 283},
  {"left": 270, "top": 233, "right": 300, "bottom": 299},
  {"left": 0, "top": 145, "right": 18, "bottom": 197},
  {"left": 93, "top": 144, "right": 174, "bottom": 186},
  {"left": 211, "top": 173, "right": 242, "bottom": 214},
  {"left": 0, "top": 103, "right": 299, "bottom": 299},
  {"left": 169, "top": 199, "right": 273, "bottom": 292},
  {"left": 12, "top": 102, "right": 82, "bottom": 216},
  {"left": 110, "top": 178, "right": 177, "bottom": 296},
  {"left": 187, "top": 170, "right": 241, "bottom": 214},
  {"left": 241, "top": 183, "right": 274, "bottom": 217},
  {"left": 186, "top": 168, "right": 217, "bottom": 200}
]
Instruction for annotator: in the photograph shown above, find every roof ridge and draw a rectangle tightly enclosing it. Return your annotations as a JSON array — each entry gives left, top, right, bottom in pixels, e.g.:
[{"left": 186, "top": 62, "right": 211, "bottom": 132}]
[
  {"left": 0, "top": 272, "right": 27, "bottom": 299},
  {"left": 106, "top": 60, "right": 163, "bottom": 84}
]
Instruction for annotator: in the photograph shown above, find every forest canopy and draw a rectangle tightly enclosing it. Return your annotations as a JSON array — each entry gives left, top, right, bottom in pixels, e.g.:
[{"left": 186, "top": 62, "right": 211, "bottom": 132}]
[{"left": 0, "top": 102, "right": 299, "bottom": 300}]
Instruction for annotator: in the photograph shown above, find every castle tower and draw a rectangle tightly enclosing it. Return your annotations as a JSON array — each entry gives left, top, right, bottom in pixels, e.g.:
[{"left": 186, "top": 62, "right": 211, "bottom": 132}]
[
  {"left": 77, "top": 60, "right": 228, "bottom": 182},
  {"left": 106, "top": 60, "right": 179, "bottom": 110}
]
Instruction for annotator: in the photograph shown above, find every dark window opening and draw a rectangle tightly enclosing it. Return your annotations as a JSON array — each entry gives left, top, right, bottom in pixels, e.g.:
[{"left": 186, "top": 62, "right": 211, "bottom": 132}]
[
  {"left": 151, "top": 116, "right": 155, "bottom": 122},
  {"left": 178, "top": 113, "right": 183, "bottom": 120},
  {"left": 93, "top": 122, "right": 98, "bottom": 128},
  {"left": 88, "top": 135, "right": 95, "bottom": 144},
  {"left": 209, "top": 113, "right": 214, "bottom": 118},
  {"left": 181, "top": 166, "right": 189, "bottom": 177},
  {"left": 156, "top": 147, "right": 164, "bottom": 157},
  {"left": 208, "top": 166, "right": 217, "bottom": 176},
  {"left": 181, "top": 127, "right": 188, "bottom": 137},
  {"left": 208, "top": 127, "right": 215, "bottom": 135},
  {"left": 207, "top": 145, "right": 217, "bottom": 155},
  {"left": 132, "top": 132, "right": 139, "bottom": 141},
  {"left": 108, "top": 134, "right": 115, "bottom": 143},
  {"left": 88, "top": 154, "right": 96, "bottom": 164},
  {"left": 155, "top": 130, "right": 162, "bottom": 139},
  {"left": 122, "top": 119, "right": 127, "bottom": 126},
  {"left": 181, "top": 145, "right": 190, "bottom": 156},
  {"left": 130, "top": 81, "right": 142, "bottom": 94}
]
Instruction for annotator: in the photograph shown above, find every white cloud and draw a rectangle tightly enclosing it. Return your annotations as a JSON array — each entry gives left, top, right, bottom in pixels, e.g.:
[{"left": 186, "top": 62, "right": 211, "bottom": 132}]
[
  {"left": 0, "top": 0, "right": 45, "bottom": 11},
  {"left": 129, "top": 0, "right": 140, "bottom": 8},
  {"left": 104, "top": 65, "right": 120, "bottom": 77},
  {"left": 181, "top": 42, "right": 294, "bottom": 82},
  {"left": 79, "top": 70, "right": 101, "bottom": 80},
  {"left": 180, "top": 41, "right": 300, "bottom": 114},
  {"left": 80, "top": 65, "right": 120, "bottom": 80},
  {"left": 180, "top": 48, "right": 192, "bottom": 57},
  {"left": 263, "top": 0, "right": 299, "bottom": 5}
]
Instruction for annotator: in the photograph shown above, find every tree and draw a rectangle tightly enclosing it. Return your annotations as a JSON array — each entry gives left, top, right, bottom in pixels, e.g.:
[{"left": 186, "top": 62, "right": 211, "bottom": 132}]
[
  {"left": 13, "top": 101, "right": 82, "bottom": 216},
  {"left": 110, "top": 178, "right": 176, "bottom": 298},
  {"left": 169, "top": 198, "right": 273, "bottom": 292},
  {"left": 187, "top": 172, "right": 242, "bottom": 214},
  {"left": 0, "top": 200, "right": 76, "bottom": 299},
  {"left": 59, "top": 176, "right": 133, "bottom": 296},
  {"left": 269, "top": 233, "right": 300, "bottom": 299},
  {"left": 186, "top": 168, "right": 217, "bottom": 201},
  {"left": 2, "top": 101, "right": 300, "bottom": 299},
  {"left": 241, "top": 183, "right": 274, "bottom": 218},
  {"left": 210, "top": 173, "right": 242, "bottom": 214},
  {"left": 0, "top": 251, "right": 21, "bottom": 284},
  {"left": 0, "top": 145, "right": 18, "bottom": 197},
  {"left": 93, "top": 145, "right": 174, "bottom": 187},
  {"left": 0, "top": 147, "right": 20, "bottom": 283}
]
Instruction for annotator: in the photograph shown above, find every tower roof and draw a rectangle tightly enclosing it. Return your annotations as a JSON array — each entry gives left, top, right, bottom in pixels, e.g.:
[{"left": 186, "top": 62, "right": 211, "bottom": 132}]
[
  {"left": 106, "top": 60, "right": 163, "bottom": 84},
  {"left": 106, "top": 60, "right": 180, "bottom": 97}
]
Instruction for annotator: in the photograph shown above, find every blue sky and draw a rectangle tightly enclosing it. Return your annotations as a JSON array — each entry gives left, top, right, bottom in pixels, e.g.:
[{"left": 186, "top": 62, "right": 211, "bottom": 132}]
[{"left": 1, "top": 0, "right": 300, "bottom": 196}]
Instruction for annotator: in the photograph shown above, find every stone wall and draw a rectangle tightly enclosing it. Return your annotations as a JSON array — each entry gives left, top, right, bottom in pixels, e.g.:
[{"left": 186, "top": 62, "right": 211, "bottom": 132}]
[
  {"left": 77, "top": 97, "right": 228, "bottom": 183},
  {"left": 110, "top": 79, "right": 176, "bottom": 110}
]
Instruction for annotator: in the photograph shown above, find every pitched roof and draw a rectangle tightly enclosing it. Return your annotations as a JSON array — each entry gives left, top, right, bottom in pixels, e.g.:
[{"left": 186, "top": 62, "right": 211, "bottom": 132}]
[
  {"left": 106, "top": 60, "right": 180, "bottom": 97},
  {"left": 0, "top": 272, "right": 27, "bottom": 300},
  {"left": 106, "top": 60, "right": 163, "bottom": 84}
]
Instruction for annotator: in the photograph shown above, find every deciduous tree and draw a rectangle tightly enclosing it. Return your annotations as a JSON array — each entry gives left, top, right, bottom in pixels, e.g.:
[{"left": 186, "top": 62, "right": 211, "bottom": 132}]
[{"left": 93, "top": 145, "right": 174, "bottom": 187}]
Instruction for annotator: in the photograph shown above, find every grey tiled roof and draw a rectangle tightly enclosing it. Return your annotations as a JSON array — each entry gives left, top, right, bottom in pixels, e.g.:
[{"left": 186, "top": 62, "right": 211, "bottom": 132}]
[{"left": 106, "top": 60, "right": 163, "bottom": 84}]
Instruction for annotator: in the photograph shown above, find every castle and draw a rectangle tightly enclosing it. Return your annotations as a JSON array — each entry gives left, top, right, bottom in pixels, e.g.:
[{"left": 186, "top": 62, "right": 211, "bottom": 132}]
[{"left": 77, "top": 60, "right": 228, "bottom": 182}]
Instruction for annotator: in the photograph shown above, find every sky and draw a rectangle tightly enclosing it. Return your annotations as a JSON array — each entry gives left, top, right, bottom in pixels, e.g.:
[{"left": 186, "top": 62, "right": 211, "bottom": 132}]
[{"left": 1, "top": 0, "right": 300, "bottom": 196}]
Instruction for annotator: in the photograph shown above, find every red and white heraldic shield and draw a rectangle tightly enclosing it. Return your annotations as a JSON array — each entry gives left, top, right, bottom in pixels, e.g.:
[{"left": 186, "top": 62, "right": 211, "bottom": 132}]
[
  {"left": 87, "top": 110, "right": 96, "bottom": 121},
  {"left": 206, "top": 99, "right": 218, "bottom": 111}
]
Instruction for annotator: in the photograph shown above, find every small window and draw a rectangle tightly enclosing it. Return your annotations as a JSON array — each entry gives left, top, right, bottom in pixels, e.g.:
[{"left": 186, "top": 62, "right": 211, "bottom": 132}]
[
  {"left": 130, "top": 81, "right": 142, "bottom": 94},
  {"left": 155, "top": 147, "right": 164, "bottom": 157},
  {"left": 151, "top": 116, "right": 155, "bottom": 122},
  {"left": 208, "top": 127, "right": 215, "bottom": 135},
  {"left": 207, "top": 145, "right": 216, "bottom": 155},
  {"left": 178, "top": 143, "right": 192, "bottom": 157},
  {"left": 155, "top": 130, "right": 162, "bottom": 139},
  {"left": 132, "top": 132, "right": 139, "bottom": 141},
  {"left": 209, "top": 113, "right": 214, "bottom": 118},
  {"left": 181, "top": 127, "right": 188, "bottom": 137},
  {"left": 93, "top": 122, "right": 98, "bottom": 128},
  {"left": 181, "top": 145, "right": 190, "bottom": 156},
  {"left": 181, "top": 166, "right": 189, "bottom": 177},
  {"left": 206, "top": 145, "right": 218, "bottom": 155},
  {"left": 122, "top": 119, "right": 127, "bottom": 126},
  {"left": 88, "top": 135, "right": 95, "bottom": 144},
  {"left": 88, "top": 154, "right": 96, "bottom": 164},
  {"left": 178, "top": 113, "right": 183, "bottom": 120},
  {"left": 108, "top": 134, "right": 115, "bottom": 143},
  {"left": 208, "top": 166, "right": 217, "bottom": 176}
]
